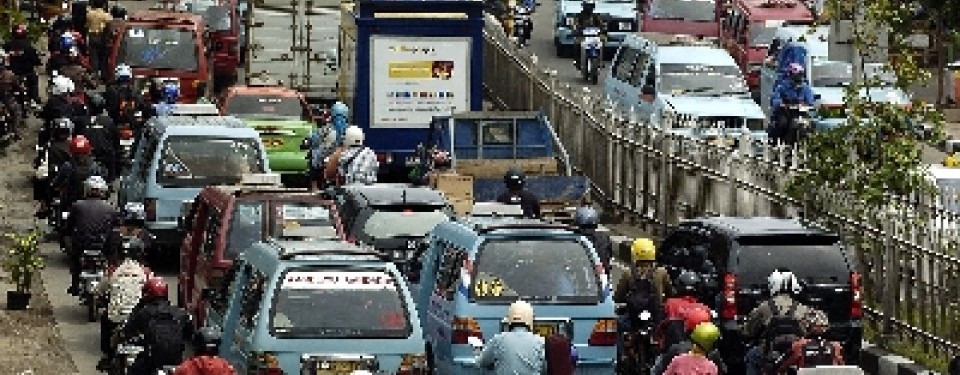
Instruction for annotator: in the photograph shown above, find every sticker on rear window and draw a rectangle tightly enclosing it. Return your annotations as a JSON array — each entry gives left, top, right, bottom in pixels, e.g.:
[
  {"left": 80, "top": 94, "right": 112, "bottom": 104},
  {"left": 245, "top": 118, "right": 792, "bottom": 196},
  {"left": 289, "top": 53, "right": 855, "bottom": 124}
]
[
  {"left": 281, "top": 271, "right": 395, "bottom": 290},
  {"left": 128, "top": 28, "right": 145, "bottom": 38},
  {"left": 281, "top": 206, "right": 329, "bottom": 221}
]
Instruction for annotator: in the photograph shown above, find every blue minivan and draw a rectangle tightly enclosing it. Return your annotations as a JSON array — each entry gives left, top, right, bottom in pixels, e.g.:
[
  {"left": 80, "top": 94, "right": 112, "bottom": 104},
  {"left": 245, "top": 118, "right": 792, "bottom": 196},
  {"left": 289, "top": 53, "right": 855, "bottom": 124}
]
[
  {"left": 210, "top": 239, "right": 429, "bottom": 374},
  {"left": 119, "top": 104, "right": 269, "bottom": 251},
  {"left": 408, "top": 217, "right": 617, "bottom": 374}
]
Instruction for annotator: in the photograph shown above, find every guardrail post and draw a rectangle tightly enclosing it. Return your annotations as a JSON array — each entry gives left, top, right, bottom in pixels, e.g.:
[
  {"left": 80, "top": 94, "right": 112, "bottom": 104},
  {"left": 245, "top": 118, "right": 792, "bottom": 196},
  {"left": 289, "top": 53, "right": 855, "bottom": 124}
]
[
  {"left": 881, "top": 207, "right": 900, "bottom": 350},
  {"left": 659, "top": 115, "right": 672, "bottom": 234}
]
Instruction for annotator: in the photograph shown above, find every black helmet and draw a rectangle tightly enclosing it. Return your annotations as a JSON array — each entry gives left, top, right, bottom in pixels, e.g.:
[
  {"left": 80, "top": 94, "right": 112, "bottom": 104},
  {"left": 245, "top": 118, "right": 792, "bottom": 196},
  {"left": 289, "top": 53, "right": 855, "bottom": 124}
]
[
  {"left": 676, "top": 271, "right": 701, "bottom": 296},
  {"left": 504, "top": 167, "right": 525, "bottom": 189},
  {"left": 194, "top": 327, "right": 221, "bottom": 355},
  {"left": 110, "top": 5, "right": 127, "bottom": 18},
  {"left": 574, "top": 206, "right": 599, "bottom": 229}
]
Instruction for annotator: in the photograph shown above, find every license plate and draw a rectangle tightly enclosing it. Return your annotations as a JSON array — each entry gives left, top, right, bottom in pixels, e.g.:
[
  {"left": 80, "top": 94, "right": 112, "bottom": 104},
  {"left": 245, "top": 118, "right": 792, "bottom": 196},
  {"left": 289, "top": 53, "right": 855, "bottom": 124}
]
[
  {"left": 619, "top": 21, "right": 632, "bottom": 30},
  {"left": 120, "top": 139, "right": 134, "bottom": 146},
  {"left": 317, "top": 361, "right": 361, "bottom": 374},
  {"left": 533, "top": 322, "right": 559, "bottom": 338},
  {"left": 405, "top": 156, "right": 420, "bottom": 166}
]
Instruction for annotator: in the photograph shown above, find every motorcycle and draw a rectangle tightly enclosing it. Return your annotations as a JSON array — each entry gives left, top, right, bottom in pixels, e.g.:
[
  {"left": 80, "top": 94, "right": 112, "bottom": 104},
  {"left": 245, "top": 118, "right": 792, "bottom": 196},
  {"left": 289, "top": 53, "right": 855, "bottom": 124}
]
[
  {"left": 773, "top": 103, "right": 816, "bottom": 146},
  {"left": 512, "top": 5, "right": 532, "bottom": 48},
  {"left": 79, "top": 246, "right": 106, "bottom": 322},
  {"left": 112, "top": 336, "right": 144, "bottom": 375},
  {"left": 117, "top": 109, "right": 144, "bottom": 171},
  {"left": 578, "top": 27, "right": 603, "bottom": 85},
  {"left": 616, "top": 303, "right": 657, "bottom": 374}
]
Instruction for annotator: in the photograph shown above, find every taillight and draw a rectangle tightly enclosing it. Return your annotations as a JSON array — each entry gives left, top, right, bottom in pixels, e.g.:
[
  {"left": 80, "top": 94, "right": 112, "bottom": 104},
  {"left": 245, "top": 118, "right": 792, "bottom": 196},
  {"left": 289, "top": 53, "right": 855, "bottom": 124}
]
[
  {"left": 120, "top": 127, "right": 134, "bottom": 140},
  {"left": 397, "top": 353, "right": 429, "bottom": 375},
  {"left": 850, "top": 271, "right": 862, "bottom": 319},
  {"left": 249, "top": 351, "right": 283, "bottom": 375},
  {"left": 721, "top": 273, "right": 737, "bottom": 320},
  {"left": 588, "top": 319, "right": 617, "bottom": 346},
  {"left": 145, "top": 198, "right": 156, "bottom": 221},
  {"left": 451, "top": 316, "right": 483, "bottom": 344},
  {"left": 376, "top": 153, "right": 393, "bottom": 164}
]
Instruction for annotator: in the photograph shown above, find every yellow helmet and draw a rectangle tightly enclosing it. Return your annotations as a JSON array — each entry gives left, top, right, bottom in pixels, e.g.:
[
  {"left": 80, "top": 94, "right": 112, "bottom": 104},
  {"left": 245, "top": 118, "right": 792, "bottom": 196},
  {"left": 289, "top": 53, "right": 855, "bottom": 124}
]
[
  {"left": 506, "top": 300, "right": 534, "bottom": 328},
  {"left": 631, "top": 238, "right": 656, "bottom": 263},
  {"left": 690, "top": 322, "right": 721, "bottom": 352}
]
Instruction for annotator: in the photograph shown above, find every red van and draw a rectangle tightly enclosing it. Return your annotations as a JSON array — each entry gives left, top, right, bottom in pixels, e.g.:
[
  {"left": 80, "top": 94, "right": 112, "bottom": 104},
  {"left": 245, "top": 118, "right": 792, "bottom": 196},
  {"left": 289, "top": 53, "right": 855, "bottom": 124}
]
[
  {"left": 107, "top": 10, "right": 210, "bottom": 103},
  {"left": 721, "top": 0, "right": 812, "bottom": 92},
  {"left": 176, "top": 184, "right": 346, "bottom": 327},
  {"left": 186, "top": 0, "right": 241, "bottom": 93},
  {"left": 641, "top": 0, "right": 721, "bottom": 39}
]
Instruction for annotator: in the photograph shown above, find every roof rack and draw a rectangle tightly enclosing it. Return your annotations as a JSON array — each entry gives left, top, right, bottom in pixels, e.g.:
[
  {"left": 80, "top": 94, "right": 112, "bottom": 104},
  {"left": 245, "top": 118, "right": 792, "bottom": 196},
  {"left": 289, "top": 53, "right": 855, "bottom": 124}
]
[
  {"left": 475, "top": 221, "right": 580, "bottom": 234},
  {"left": 273, "top": 240, "right": 387, "bottom": 261}
]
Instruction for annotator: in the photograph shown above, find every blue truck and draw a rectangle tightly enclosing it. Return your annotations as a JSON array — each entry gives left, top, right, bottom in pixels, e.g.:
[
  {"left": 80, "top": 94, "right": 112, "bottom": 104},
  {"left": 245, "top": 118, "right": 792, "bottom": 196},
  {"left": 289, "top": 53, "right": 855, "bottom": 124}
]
[{"left": 338, "top": 0, "right": 485, "bottom": 181}]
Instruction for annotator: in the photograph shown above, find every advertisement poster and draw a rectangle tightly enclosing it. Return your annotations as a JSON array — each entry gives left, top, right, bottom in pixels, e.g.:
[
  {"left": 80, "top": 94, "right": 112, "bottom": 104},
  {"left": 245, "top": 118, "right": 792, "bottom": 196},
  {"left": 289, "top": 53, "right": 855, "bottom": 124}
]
[{"left": 370, "top": 36, "right": 471, "bottom": 128}]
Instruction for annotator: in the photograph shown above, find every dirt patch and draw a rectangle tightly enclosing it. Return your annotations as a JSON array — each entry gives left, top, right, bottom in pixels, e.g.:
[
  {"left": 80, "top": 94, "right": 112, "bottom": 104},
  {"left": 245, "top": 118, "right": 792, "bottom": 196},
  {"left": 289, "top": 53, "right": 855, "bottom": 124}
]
[{"left": 0, "top": 110, "right": 79, "bottom": 373}]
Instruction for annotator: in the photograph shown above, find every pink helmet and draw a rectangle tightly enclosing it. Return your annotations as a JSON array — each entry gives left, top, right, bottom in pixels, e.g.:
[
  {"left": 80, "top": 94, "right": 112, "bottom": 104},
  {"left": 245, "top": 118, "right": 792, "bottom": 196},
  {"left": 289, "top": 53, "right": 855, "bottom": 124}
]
[{"left": 788, "top": 63, "right": 804, "bottom": 75}]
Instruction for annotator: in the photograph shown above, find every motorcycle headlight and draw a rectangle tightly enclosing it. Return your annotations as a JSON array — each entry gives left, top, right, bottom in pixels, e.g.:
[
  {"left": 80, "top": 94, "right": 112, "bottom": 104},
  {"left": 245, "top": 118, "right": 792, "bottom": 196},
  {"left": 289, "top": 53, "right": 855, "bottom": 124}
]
[
  {"left": 61, "top": 212, "right": 69, "bottom": 220},
  {"left": 640, "top": 311, "right": 651, "bottom": 321}
]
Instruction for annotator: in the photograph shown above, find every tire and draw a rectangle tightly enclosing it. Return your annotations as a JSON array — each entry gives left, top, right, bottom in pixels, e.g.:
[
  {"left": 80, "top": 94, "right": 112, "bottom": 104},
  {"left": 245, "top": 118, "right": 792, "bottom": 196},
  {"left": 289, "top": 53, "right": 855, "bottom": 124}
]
[{"left": 87, "top": 297, "right": 98, "bottom": 322}]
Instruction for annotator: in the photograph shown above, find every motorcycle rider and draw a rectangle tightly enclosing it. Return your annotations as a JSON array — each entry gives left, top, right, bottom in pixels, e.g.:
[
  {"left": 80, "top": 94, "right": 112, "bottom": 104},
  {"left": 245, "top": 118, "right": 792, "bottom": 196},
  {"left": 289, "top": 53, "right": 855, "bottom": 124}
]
[
  {"left": 662, "top": 322, "right": 722, "bottom": 375},
  {"left": 34, "top": 118, "right": 74, "bottom": 218},
  {"left": 84, "top": 94, "right": 119, "bottom": 182},
  {"left": 120, "top": 277, "right": 193, "bottom": 374},
  {"left": 475, "top": 300, "right": 547, "bottom": 374},
  {"left": 40, "top": 75, "right": 84, "bottom": 146},
  {"left": 769, "top": 63, "right": 815, "bottom": 142},
  {"left": 150, "top": 82, "right": 180, "bottom": 117},
  {"left": 573, "top": 0, "right": 606, "bottom": 69},
  {"left": 86, "top": 0, "right": 112, "bottom": 79},
  {"left": 48, "top": 14, "right": 74, "bottom": 53},
  {"left": 64, "top": 175, "right": 117, "bottom": 296},
  {"left": 331, "top": 125, "right": 378, "bottom": 185},
  {"left": 104, "top": 64, "right": 147, "bottom": 129},
  {"left": 652, "top": 309, "right": 726, "bottom": 375},
  {"left": 0, "top": 48, "right": 24, "bottom": 139},
  {"left": 574, "top": 205, "right": 611, "bottom": 274},
  {"left": 106, "top": 202, "right": 153, "bottom": 266},
  {"left": 52, "top": 134, "right": 107, "bottom": 210},
  {"left": 94, "top": 241, "right": 152, "bottom": 371},
  {"left": 656, "top": 271, "right": 713, "bottom": 352},
  {"left": 774, "top": 309, "right": 844, "bottom": 373},
  {"left": 742, "top": 270, "right": 812, "bottom": 375},
  {"left": 105, "top": 6, "right": 127, "bottom": 43},
  {"left": 171, "top": 328, "right": 238, "bottom": 375},
  {"left": 613, "top": 238, "right": 673, "bottom": 364},
  {"left": 305, "top": 109, "right": 338, "bottom": 191},
  {"left": 4, "top": 24, "right": 42, "bottom": 107},
  {"left": 495, "top": 167, "right": 541, "bottom": 218}
]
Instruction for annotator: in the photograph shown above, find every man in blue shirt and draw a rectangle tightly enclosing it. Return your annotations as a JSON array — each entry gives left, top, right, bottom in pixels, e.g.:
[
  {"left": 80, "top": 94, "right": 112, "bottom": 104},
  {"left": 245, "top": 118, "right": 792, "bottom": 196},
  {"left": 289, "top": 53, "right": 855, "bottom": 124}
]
[
  {"left": 475, "top": 300, "right": 548, "bottom": 374},
  {"left": 770, "top": 63, "right": 815, "bottom": 141}
]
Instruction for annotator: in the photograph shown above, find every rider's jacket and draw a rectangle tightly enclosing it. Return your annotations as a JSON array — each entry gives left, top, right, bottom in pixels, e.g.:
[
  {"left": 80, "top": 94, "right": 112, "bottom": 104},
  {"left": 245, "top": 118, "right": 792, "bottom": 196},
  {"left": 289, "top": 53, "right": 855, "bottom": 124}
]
[
  {"left": 771, "top": 82, "right": 815, "bottom": 109},
  {"left": 95, "top": 258, "right": 152, "bottom": 323},
  {"left": 476, "top": 326, "right": 548, "bottom": 375}
]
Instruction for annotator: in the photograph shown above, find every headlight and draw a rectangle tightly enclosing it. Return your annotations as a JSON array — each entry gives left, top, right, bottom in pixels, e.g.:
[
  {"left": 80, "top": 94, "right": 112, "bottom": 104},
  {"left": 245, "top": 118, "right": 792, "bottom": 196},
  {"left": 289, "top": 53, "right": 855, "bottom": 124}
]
[{"left": 565, "top": 16, "right": 576, "bottom": 26}]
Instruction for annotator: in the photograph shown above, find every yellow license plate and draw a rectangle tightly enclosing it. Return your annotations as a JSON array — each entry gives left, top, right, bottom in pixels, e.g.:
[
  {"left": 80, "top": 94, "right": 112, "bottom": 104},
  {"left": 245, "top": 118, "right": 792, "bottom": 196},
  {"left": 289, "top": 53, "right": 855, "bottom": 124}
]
[
  {"left": 316, "top": 361, "right": 361, "bottom": 374},
  {"left": 533, "top": 322, "right": 559, "bottom": 338}
]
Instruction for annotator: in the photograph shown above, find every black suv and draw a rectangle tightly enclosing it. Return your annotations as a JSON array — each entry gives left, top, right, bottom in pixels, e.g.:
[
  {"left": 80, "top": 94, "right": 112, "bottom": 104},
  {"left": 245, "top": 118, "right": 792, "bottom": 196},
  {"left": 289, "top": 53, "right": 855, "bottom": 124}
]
[{"left": 657, "top": 217, "right": 863, "bottom": 367}]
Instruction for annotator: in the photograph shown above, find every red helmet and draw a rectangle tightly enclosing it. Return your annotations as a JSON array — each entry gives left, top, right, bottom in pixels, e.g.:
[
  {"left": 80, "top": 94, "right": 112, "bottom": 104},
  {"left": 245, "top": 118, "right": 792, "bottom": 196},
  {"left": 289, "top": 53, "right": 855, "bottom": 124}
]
[
  {"left": 142, "top": 277, "right": 169, "bottom": 299},
  {"left": 12, "top": 24, "right": 27, "bottom": 38},
  {"left": 69, "top": 135, "right": 92, "bottom": 155},
  {"left": 683, "top": 307, "right": 712, "bottom": 333},
  {"left": 176, "top": 357, "right": 238, "bottom": 375}
]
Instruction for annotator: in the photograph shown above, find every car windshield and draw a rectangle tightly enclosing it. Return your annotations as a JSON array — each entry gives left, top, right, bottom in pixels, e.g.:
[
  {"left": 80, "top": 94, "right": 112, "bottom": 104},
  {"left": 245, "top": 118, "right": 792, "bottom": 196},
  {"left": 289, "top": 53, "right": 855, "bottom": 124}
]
[
  {"left": 648, "top": 0, "right": 716, "bottom": 21},
  {"left": 118, "top": 26, "right": 199, "bottom": 71},
  {"left": 157, "top": 136, "right": 265, "bottom": 187},
  {"left": 735, "top": 235, "right": 850, "bottom": 285},
  {"left": 270, "top": 201, "right": 339, "bottom": 240},
  {"left": 271, "top": 268, "right": 412, "bottom": 338},
  {"left": 749, "top": 24, "right": 781, "bottom": 47},
  {"left": 471, "top": 237, "right": 601, "bottom": 303},
  {"left": 225, "top": 95, "right": 306, "bottom": 119},
  {"left": 226, "top": 201, "right": 264, "bottom": 259},
  {"left": 659, "top": 63, "right": 747, "bottom": 95},
  {"left": 358, "top": 208, "right": 448, "bottom": 240},
  {"left": 811, "top": 61, "right": 852, "bottom": 87}
]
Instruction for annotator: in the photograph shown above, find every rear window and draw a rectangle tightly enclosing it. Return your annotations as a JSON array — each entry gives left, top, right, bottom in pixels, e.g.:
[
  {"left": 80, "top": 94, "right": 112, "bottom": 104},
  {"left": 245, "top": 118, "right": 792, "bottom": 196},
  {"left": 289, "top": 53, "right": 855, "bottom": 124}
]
[
  {"left": 648, "top": 0, "right": 716, "bottom": 21},
  {"left": 735, "top": 234, "right": 850, "bottom": 285},
  {"left": 270, "top": 268, "right": 412, "bottom": 338},
  {"left": 356, "top": 206, "right": 448, "bottom": 242},
  {"left": 226, "top": 201, "right": 264, "bottom": 258},
  {"left": 471, "top": 237, "right": 601, "bottom": 304},
  {"left": 225, "top": 95, "right": 306, "bottom": 119},
  {"left": 157, "top": 136, "right": 265, "bottom": 187},
  {"left": 270, "top": 202, "right": 338, "bottom": 240}
]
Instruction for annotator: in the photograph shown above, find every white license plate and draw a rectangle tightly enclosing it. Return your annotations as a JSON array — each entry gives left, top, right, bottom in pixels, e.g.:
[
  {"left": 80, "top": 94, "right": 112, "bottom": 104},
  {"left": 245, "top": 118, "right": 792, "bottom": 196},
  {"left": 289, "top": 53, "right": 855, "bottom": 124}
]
[
  {"left": 120, "top": 139, "right": 134, "bottom": 146},
  {"left": 405, "top": 156, "right": 420, "bottom": 166}
]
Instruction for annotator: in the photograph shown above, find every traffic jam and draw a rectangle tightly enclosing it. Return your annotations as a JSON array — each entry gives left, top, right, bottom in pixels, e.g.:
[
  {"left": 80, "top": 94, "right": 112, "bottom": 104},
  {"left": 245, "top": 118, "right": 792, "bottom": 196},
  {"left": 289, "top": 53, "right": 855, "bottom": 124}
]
[{"left": 0, "top": 0, "right": 925, "bottom": 372}]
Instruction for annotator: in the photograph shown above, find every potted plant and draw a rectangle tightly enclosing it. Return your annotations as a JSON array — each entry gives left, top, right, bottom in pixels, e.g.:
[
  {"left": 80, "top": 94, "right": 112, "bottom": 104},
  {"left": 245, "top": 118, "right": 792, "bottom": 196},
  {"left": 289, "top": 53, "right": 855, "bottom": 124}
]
[{"left": 2, "top": 228, "right": 43, "bottom": 310}]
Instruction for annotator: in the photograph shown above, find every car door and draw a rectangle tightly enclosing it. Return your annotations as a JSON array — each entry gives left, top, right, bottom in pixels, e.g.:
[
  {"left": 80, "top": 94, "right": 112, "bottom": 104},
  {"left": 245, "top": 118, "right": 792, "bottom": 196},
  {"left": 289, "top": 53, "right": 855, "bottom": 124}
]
[
  {"left": 194, "top": 204, "right": 224, "bottom": 321},
  {"left": 179, "top": 198, "right": 207, "bottom": 310},
  {"left": 121, "top": 132, "right": 156, "bottom": 205},
  {"left": 428, "top": 244, "right": 466, "bottom": 372},
  {"left": 606, "top": 45, "right": 641, "bottom": 111},
  {"left": 227, "top": 267, "right": 267, "bottom": 374}
]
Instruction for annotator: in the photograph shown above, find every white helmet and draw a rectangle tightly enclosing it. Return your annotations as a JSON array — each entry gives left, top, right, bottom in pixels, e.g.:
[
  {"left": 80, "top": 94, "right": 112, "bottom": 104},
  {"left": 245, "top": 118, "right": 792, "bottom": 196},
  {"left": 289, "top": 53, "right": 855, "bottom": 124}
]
[
  {"left": 115, "top": 63, "right": 133, "bottom": 80},
  {"left": 83, "top": 175, "right": 109, "bottom": 197},
  {"left": 768, "top": 270, "right": 801, "bottom": 295},
  {"left": 506, "top": 300, "right": 534, "bottom": 329},
  {"left": 51, "top": 75, "right": 75, "bottom": 96},
  {"left": 344, "top": 125, "right": 364, "bottom": 147}
]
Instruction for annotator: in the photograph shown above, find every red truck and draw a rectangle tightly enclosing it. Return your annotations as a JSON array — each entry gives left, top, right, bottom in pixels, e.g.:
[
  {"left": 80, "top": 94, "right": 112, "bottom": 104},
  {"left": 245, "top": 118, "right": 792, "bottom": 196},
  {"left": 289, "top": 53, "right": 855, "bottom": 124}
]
[
  {"left": 107, "top": 10, "right": 210, "bottom": 103},
  {"left": 721, "top": 0, "right": 812, "bottom": 93}
]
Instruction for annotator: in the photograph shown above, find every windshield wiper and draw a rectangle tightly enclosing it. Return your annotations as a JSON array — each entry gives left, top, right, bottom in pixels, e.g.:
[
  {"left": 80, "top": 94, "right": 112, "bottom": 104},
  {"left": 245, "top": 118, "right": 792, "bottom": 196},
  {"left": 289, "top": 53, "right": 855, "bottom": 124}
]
[{"left": 681, "top": 86, "right": 716, "bottom": 94}]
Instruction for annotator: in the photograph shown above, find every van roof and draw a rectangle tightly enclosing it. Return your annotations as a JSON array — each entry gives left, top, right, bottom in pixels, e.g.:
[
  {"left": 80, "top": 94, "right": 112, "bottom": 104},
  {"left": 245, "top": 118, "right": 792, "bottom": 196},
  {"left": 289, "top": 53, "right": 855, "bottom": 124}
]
[
  {"left": 659, "top": 46, "right": 736, "bottom": 65},
  {"left": 244, "top": 239, "right": 387, "bottom": 266},
  {"left": 458, "top": 217, "right": 580, "bottom": 234},
  {"left": 686, "top": 216, "right": 830, "bottom": 237},
  {"left": 149, "top": 116, "right": 259, "bottom": 137},
  {"left": 342, "top": 184, "right": 447, "bottom": 206}
]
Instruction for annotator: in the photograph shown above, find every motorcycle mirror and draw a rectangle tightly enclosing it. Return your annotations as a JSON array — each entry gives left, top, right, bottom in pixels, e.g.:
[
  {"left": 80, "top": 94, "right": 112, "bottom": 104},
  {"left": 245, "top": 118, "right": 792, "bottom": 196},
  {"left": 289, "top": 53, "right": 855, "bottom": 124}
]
[{"left": 640, "top": 311, "right": 652, "bottom": 321}]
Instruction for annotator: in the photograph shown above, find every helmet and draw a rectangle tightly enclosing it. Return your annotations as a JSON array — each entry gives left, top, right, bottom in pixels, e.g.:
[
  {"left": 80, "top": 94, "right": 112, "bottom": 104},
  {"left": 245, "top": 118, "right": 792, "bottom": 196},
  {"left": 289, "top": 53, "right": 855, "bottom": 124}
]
[
  {"left": 59, "top": 32, "right": 75, "bottom": 52},
  {"left": 506, "top": 300, "right": 534, "bottom": 329},
  {"left": 110, "top": 5, "right": 127, "bottom": 18},
  {"left": 194, "top": 327, "right": 222, "bottom": 355},
  {"left": 683, "top": 307, "right": 713, "bottom": 332},
  {"left": 161, "top": 82, "right": 179, "bottom": 104},
  {"left": 69, "top": 135, "right": 92, "bottom": 155},
  {"left": 12, "top": 24, "right": 28, "bottom": 39},
  {"left": 51, "top": 75, "right": 75, "bottom": 96},
  {"left": 115, "top": 64, "right": 132, "bottom": 82},
  {"left": 142, "top": 277, "right": 169, "bottom": 299},
  {"left": 83, "top": 176, "right": 108, "bottom": 197},
  {"left": 574, "top": 206, "right": 599, "bottom": 229},
  {"left": 54, "top": 117, "right": 74, "bottom": 131},
  {"left": 122, "top": 202, "right": 146, "bottom": 224},
  {"left": 503, "top": 167, "right": 525, "bottom": 189},
  {"left": 802, "top": 309, "right": 829, "bottom": 335},
  {"left": 767, "top": 270, "right": 801, "bottom": 295},
  {"left": 676, "top": 271, "right": 701, "bottom": 296},
  {"left": 631, "top": 238, "right": 656, "bottom": 263},
  {"left": 582, "top": 0, "right": 596, "bottom": 9},
  {"left": 689, "top": 322, "right": 720, "bottom": 352},
  {"left": 432, "top": 149, "right": 451, "bottom": 168},
  {"left": 344, "top": 125, "right": 364, "bottom": 147},
  {"left": 332, "top": 101, "right": 349, "bottom": 117}
]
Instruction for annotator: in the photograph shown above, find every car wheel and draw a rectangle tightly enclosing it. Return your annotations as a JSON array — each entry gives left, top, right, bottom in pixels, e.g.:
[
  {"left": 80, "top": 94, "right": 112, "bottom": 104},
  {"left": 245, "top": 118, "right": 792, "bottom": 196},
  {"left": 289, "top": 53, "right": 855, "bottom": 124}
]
[{"left": 426, "top": 344, "right": 437, "bottom": 375}]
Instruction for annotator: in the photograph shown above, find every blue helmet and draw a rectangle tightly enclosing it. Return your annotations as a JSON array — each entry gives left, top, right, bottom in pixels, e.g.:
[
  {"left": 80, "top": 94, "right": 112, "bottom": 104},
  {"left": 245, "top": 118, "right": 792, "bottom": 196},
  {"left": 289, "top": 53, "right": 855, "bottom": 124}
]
[
  {"left": 161, "top": 83, "right": 179, "bottom": 104},
  {"left": 59, "top": 33, "right": 75, "bottom": 52},
  {"left": 331, "top": 101, "right": 349, "bottom": 117}
]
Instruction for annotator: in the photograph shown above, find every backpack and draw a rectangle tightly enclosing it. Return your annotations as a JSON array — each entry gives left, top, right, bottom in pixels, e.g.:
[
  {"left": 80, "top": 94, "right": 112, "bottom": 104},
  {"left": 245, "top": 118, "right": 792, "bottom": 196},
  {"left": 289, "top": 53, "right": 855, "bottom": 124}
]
[
  {"left": 798, "top": 339, "right": 835, "bottom": 368},
  {"left": 763, "top": 300, "right": 804, "bottom": 358},
  {"left": 145, "top": 304, "right": 187, "bottom": 367},
  {"left": 626, "top": 268, "right": 657, "bottom": 316}
]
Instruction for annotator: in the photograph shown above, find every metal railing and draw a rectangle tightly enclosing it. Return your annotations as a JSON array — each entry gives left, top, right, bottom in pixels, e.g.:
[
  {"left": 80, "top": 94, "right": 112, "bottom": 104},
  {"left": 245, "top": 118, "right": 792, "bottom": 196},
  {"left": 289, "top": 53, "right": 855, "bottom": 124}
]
[{"left": 480, "top": 15, "right": 960, "bottom": 365}]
